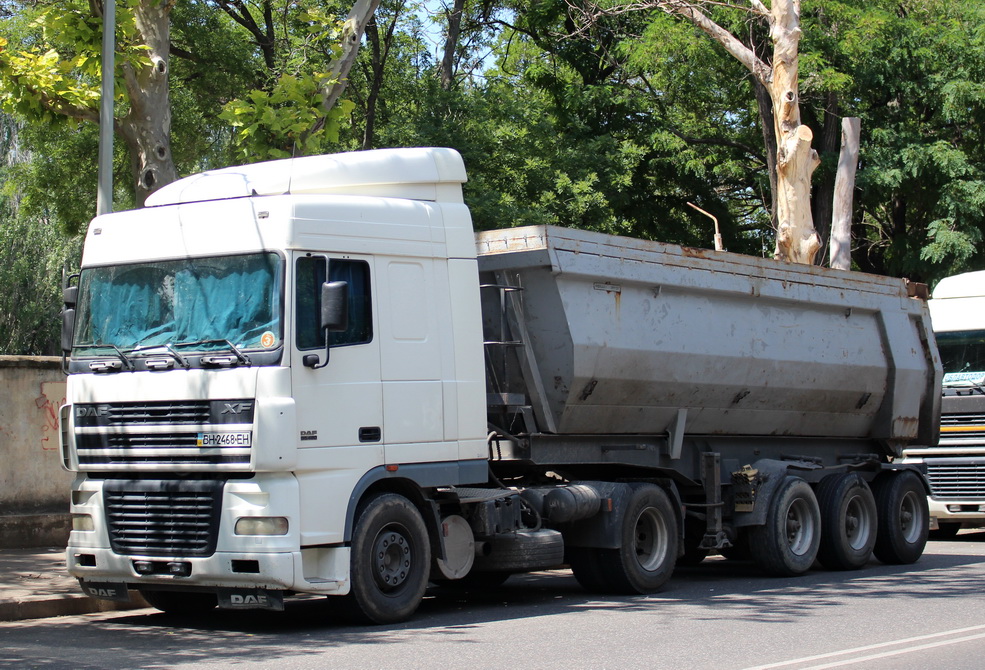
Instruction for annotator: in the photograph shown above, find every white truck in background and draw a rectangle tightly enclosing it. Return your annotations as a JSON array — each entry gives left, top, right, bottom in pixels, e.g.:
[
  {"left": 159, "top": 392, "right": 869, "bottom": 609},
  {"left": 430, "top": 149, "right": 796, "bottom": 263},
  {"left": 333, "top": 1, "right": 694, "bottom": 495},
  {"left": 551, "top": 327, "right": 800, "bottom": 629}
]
[
  {"left": 59, "top": 148, "right": 941, "bottom": 624},
  {"left": 903, "top": 271, "right": 985, "bottom": 537}
]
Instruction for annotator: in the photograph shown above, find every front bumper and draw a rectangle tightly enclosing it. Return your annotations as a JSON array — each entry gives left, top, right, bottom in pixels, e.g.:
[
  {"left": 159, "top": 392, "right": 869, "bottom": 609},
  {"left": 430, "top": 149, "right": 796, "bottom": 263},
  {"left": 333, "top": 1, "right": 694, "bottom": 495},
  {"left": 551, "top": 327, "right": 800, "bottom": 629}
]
[{"left": 927, "top": 498, "right": 985, "bottom": 528}]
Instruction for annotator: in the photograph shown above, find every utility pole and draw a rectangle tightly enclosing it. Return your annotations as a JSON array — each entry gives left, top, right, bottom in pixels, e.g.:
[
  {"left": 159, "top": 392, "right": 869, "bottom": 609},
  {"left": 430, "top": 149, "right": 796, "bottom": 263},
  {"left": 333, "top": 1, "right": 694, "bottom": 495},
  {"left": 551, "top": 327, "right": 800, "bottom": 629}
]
[{"left": 96, "top": 0, "right": 115, "bottom": 217}]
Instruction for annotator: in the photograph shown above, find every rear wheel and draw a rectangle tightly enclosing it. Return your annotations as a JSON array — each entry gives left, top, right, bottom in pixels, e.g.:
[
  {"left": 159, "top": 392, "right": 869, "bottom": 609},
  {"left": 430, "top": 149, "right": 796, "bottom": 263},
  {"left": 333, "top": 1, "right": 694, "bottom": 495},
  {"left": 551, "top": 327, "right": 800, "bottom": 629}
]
[
  {"left": 345, "top": 492, "right": 430, "bottom": 624},
  {"left": 749, "top": 477, "right": 820, "bottom": 576},
  {"left": 140, "top": 590, "right": 217, "bottom": 615},
  {"left": 815, "top": 473, "right": 877, "bottom": 571},
  {"left": 595, "top": 484, "right": 678, "bottom": 594},
  {"left": 872, "top": 471, "right": 928, "bottom": 564}
]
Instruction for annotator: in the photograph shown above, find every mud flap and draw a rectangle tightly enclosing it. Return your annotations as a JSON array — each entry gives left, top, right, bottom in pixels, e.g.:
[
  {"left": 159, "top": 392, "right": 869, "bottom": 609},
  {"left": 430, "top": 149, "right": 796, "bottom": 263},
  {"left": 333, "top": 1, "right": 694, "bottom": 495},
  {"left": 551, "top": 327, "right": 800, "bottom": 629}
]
[
  {"left": 217, "top": 588, "right": 285, "bottom": 611},
  {"left": 79, "top": 580, "right": 131, "bottom": 602}
]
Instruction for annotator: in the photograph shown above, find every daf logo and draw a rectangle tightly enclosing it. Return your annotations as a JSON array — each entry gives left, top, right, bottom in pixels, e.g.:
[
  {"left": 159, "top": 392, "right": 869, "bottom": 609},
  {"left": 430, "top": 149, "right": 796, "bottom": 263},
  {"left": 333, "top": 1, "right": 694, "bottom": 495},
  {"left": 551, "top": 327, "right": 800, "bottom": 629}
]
[
  {"left": 76, "top": 405, "right": 110, "bottom": 418},
  {"left": 230, "top": 594, "right": 268, "bottom": 606},
  {"left": 221, "top": 402, "right": 253, "bottom": 415}
]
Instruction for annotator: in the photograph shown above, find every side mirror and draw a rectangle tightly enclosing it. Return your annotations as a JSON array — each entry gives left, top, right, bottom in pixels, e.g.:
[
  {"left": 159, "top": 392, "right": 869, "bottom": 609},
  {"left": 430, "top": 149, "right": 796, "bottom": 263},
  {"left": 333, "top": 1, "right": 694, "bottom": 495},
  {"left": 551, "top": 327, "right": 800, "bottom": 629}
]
[
  {"left": 321, "top": 281, "right": 349, "bottom": 333},
  {"left": 304, "top": 280, "right": 349, "bottom": 370},
  {"left": 61, "top": 285, "right": 79, "bottom": 354}
]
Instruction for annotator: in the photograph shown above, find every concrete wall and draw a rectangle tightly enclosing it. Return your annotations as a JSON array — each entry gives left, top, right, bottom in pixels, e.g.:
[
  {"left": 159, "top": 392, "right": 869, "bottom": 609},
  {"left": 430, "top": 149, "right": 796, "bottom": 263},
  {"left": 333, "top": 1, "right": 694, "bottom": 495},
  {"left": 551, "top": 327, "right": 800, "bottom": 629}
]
[{"left": 0, "top": 356, "right": 71, "bottom": 546}]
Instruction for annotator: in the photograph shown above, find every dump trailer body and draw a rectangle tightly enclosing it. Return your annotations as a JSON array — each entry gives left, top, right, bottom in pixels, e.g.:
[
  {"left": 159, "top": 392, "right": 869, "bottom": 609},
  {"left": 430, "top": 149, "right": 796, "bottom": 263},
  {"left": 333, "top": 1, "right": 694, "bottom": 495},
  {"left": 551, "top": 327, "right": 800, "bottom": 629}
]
[{"left": 478, "top": 226, "right": 941, "bottom": 451}]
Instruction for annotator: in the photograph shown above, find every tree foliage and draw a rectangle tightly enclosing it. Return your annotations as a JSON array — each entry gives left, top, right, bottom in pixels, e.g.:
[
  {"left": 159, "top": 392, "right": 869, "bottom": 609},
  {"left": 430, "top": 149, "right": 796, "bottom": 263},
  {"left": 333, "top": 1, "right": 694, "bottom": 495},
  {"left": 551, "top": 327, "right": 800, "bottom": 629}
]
[{"left": 1, "top": 0, "right": 985, "bottom": 353}]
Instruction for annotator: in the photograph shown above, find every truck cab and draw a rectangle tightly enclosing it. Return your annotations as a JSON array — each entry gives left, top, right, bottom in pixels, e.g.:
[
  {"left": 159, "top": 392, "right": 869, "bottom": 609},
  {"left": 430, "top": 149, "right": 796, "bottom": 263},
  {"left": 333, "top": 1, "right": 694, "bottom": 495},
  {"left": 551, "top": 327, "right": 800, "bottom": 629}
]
[
  {"left": 903, "top": 271, "right": 985, "bottom": 537},
  {"left": 61, "top": 148, "right": 489, "bottom": 618}
]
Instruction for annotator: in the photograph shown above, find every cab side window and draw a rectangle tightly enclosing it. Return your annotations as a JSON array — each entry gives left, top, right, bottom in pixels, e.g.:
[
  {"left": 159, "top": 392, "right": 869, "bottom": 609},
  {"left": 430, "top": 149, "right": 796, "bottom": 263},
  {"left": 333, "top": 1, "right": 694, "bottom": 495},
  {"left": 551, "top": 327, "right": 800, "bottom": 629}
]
[{"left": 296, "top": 257, "right": 372, "bottom": 350}]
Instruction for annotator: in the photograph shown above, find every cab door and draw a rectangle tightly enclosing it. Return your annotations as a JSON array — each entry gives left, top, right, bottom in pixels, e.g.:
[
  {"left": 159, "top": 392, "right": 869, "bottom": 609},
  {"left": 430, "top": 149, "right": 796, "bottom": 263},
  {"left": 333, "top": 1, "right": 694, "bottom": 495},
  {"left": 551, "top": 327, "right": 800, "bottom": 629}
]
[{"left": 291, "top": 252, "right": 383, "bottom": 545}]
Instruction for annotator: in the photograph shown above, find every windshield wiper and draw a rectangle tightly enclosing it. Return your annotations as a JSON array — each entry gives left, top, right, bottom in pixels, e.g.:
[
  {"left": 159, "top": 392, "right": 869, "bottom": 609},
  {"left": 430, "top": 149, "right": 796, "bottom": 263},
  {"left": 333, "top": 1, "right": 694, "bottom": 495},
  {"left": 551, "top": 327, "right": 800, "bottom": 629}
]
[
  {"left": 942, "top": 378, "right": 985, "bottom": 394},
  {"left": 131, "top": 343, "right": 191, "bottom": 369},
  {"left": 84, "top": 344, "right": 135, "bottom": 372},
  {"left": 174, "top": 339, "right": 252, "bottom": 367}
]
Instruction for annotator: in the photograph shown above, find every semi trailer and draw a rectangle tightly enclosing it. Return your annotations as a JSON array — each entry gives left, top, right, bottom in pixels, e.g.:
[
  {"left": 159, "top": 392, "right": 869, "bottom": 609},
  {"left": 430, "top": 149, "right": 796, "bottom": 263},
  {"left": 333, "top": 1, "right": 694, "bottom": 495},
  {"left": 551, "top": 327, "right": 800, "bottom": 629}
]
[{"left": 60, "top": 147, "right": 941, "bottom": 623}]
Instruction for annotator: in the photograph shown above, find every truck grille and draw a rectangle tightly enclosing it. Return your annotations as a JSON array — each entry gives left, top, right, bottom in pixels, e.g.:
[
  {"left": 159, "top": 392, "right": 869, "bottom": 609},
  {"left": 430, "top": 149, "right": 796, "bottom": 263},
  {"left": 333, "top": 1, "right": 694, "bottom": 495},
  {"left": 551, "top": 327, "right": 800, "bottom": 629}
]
[
  {"left": 73, "top": 400, "right": 253, "bottom": 470},
  {"left": 103, "top": 480, "right": 222, "bottom": 557},
  {"left": 940, "top": 414, "right": 985, "bottom": 440},
  {"left": 77, "top": 401, "right": 212, "bottom": 426},
  {"left": 925, "top": 460, "right": 985, "bottom": 500}
]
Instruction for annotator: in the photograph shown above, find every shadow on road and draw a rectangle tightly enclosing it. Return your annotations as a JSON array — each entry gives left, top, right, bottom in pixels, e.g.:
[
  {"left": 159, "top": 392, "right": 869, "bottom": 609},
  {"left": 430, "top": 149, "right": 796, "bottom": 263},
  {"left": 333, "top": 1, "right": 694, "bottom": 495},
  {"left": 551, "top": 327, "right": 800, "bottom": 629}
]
[{"left": 3, "top": 532, "right": 985, "bottom": 669}]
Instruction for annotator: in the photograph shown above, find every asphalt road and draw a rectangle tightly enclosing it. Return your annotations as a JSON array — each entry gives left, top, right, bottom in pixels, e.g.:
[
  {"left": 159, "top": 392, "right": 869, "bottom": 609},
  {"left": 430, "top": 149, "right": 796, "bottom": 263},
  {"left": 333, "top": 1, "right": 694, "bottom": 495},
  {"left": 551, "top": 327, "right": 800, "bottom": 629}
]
[{"left": 3, "top": 531, "right": 985, "bottom": 670}]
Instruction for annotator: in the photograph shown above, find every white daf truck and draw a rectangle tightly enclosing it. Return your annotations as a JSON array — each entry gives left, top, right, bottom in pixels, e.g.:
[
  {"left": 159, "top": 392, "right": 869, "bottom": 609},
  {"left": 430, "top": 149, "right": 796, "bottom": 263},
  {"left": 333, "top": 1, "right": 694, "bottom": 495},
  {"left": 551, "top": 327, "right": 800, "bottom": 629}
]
[
  {"left": 903, "top": 271, "right": 985, "bottom": 537},
  {"left": 60, "top": 147, "right": 941, "bottom": 623}
]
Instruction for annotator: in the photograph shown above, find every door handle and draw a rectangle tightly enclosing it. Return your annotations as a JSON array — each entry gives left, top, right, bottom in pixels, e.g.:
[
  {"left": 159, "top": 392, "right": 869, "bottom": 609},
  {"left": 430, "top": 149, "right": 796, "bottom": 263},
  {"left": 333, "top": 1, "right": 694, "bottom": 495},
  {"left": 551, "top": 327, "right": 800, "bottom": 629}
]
[{"left": 359, "top": 426, "right": 382, "bottom": 443}]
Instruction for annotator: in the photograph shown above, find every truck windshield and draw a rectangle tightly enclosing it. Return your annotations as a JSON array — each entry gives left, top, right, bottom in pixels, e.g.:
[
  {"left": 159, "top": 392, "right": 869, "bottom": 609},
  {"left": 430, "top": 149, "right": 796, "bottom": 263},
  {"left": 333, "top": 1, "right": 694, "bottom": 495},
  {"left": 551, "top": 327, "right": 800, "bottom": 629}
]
[
  {"left": 937, "top": 330, "right": 985, "bottom": 384},
  {"left": 73, "top": 253, "right": 283, "bottom": 356}
]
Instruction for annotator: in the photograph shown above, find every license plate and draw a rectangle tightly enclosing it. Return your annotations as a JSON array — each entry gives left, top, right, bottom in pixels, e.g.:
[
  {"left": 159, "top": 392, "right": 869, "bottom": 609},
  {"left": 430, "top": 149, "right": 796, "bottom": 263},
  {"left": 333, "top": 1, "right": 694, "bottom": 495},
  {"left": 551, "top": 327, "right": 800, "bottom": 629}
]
[{"left": 197, "top": 432, "right": 251, "bottom": 447}]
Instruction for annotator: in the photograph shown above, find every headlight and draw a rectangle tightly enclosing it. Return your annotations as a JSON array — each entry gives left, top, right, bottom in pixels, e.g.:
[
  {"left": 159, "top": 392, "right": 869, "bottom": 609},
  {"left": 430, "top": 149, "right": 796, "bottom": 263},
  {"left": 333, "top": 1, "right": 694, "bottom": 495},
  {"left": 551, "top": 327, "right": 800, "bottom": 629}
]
[{"left": 234, "top": 516, "right": 289, "bottom": 536}]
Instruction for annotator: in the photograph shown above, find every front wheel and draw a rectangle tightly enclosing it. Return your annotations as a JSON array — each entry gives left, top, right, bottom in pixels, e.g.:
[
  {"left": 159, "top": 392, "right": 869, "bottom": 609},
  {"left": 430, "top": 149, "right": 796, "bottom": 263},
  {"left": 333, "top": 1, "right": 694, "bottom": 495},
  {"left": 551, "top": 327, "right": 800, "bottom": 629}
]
[
  {"left": 872, "top": 471, "right": 929, "bottom": 564},
  {"left": 595, "top": 484, "right": 678, "bottom": 594},
  {"left": 749, "top": 477, "right": 820, "bottom": 576},
  {"left": 345, "top": 492, "right": 431, "bottom": 624}
]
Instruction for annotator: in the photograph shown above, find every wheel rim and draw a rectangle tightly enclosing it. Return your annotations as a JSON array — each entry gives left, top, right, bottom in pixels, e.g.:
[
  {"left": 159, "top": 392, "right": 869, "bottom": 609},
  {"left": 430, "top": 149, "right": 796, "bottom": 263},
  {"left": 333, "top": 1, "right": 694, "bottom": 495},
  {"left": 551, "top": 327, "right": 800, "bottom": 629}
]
[
  {"left": 634, "top": 507, "right": 670, "bottom": 572},
  {"left": 845, "top": 493, "right": 874, "bottom": 551},
  {"left": 372, "top": 523, "right": 413, "bottom": 592},
  {"left": 899, "top": 490, "right": 925, "bottom": 544},
  {"left": 785, "top": 497, "right": 816, "bottom": 556}
]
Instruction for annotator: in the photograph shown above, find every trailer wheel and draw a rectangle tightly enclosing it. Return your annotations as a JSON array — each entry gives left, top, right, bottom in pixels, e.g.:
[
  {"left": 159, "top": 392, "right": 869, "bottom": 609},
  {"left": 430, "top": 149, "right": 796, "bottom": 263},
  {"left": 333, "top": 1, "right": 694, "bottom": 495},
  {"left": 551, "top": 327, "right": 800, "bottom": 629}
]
[
  {"left": 749, "top": 477, "right": 820, "bottom": 576},
  {"left": 596, "top": 484, "right": 678, "bottom": 594},
  {"left": 815, "top": 473, "right": 877, "bottom": 571},
  {"left": 345, "top": 492, "right": 430, "bottom": 624},
  {"left": 140, "top": 590, "right": 216, "bottom": 615},
  {"left": 872, "top": 471, "right": 928, "bottom": 565}
]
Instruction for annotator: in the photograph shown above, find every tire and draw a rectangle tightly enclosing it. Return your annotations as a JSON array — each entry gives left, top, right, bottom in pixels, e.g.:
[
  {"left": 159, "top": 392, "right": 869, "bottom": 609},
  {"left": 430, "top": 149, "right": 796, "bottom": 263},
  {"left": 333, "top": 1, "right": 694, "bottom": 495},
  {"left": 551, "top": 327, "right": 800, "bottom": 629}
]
[
  {"left": 815, "top": 473, "right": 878, "bottom": 571},
  {"left": 929, "top": 522, "right": 961, "bottom": 540},
  {"left": 568, "top": 547, "right": 614, "bottom": 593},
  {"left": 140, "top": 590, "right": 217, "bottom": 615},
  {"left": 872, "top": 471, "right": 929, "bottom": 565},
  {"left": 749, "top": 477, "right": 820, "bottom": 576},
  {"left": 345, "top": 492, "right": 431, "bottom": 624},
  {"left": 472, "top": 530, "right": 564, "bottom": 573},
  {"left": 595, "top": 484, "right": 678, "bottom": 594}
]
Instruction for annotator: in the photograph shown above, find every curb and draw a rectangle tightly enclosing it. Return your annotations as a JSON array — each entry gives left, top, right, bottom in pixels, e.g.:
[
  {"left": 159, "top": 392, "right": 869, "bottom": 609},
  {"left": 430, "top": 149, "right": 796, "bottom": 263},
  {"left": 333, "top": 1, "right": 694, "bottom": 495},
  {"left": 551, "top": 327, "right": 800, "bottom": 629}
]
[{"left": 0, "top": 594, "right": 151, "bottom": 622}]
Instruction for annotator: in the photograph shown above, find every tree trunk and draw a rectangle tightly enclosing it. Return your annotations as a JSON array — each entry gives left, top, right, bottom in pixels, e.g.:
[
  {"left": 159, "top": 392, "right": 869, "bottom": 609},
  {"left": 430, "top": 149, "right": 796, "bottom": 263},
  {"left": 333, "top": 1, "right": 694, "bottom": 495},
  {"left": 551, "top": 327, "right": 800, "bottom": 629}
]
[
  {"left": 829, "top": 117, "right": 860, "bottom": 271},
  {"left": 753, "top": 77, "right": 778, "bottom": 229},
  {"left": 118, "top": 0, "right": 177, "bottom": 207},
  {"left": 318, "top": 0, "right": 383, "bottom": 125},
  {"left": 649, "top": 0, "right": 821, "bottom": 264},
  {"left": 768, "top": 0, "right": 821, "bottom": 264},
  {"left": 439, "top": 0, "right": 467, "bottom": 90},
  {"left": 810, "top": 92, "right": 841, "bottom": 263}
]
